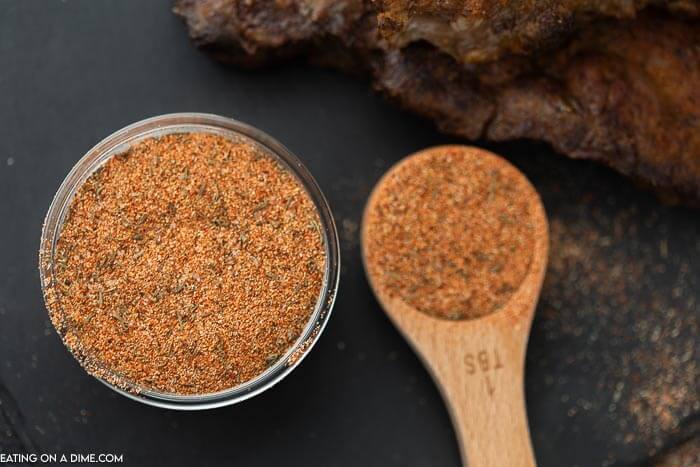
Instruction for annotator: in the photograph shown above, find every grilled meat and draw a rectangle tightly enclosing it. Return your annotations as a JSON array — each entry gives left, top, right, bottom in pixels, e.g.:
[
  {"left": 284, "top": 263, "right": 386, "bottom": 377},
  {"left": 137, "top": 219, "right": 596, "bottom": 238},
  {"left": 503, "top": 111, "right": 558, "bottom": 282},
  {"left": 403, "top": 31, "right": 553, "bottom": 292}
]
[{"left": 175, "top": 0, "right": 700, "bottom": 205}]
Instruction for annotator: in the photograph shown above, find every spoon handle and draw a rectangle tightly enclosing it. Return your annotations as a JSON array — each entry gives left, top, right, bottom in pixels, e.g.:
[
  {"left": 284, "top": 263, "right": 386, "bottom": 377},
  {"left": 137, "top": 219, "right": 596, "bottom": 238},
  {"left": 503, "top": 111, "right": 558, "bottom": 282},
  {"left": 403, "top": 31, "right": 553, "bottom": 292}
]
[{"left": 424, "top": 325, "right": 536, "bottom": 467}]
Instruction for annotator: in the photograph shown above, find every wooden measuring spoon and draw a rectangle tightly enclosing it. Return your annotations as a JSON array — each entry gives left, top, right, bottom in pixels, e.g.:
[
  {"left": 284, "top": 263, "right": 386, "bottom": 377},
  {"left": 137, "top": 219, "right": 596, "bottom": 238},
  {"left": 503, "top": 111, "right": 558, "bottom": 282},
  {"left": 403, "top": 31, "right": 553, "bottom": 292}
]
[{"left": 361, "top": 146, "right": 548, "bottom": 467}]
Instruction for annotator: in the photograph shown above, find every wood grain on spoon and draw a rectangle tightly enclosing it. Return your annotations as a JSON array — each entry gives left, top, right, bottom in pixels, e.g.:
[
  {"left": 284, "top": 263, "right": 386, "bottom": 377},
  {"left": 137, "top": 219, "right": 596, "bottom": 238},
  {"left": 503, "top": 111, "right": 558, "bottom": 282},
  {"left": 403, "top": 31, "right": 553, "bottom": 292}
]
[{"left": 361, "top": 146, "right": 549, "bottom": 467}]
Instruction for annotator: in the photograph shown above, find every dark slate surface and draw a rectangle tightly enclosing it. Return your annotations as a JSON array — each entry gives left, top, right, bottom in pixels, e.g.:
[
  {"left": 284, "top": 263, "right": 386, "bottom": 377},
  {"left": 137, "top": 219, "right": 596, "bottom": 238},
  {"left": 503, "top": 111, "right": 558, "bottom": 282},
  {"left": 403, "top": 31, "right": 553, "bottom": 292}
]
[{"left": 0, "top": 1, "right": 698, "bottom": 466}]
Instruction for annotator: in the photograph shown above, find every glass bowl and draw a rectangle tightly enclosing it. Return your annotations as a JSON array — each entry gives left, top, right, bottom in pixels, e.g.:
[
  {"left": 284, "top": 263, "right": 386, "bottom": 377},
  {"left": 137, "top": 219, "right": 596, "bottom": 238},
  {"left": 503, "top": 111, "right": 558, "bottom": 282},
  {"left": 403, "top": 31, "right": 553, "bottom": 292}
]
[{"left": 39, "top": 113, "right": 340, "bottom": 410}]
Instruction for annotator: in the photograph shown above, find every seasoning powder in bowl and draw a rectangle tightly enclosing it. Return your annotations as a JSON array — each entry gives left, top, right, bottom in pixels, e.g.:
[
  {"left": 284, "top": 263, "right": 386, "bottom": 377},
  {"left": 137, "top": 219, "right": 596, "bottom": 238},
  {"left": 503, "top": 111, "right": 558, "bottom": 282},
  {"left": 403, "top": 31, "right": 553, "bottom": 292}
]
[{"left": 43, "top": 132, "right": 327, "bottom": 396}]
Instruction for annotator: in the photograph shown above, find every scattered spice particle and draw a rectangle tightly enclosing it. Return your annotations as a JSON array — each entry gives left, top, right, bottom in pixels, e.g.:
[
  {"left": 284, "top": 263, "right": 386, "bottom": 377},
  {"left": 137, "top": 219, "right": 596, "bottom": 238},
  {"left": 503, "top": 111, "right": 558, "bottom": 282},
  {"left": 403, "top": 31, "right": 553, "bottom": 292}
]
[
  {"left": 363, "top": 147, "right": 536, "bottom": 320},
  {"left": 652, "top": 436, "right": 700, "bottom": 467},
  {"left": 44, "top": 132, "right": 326, "bottom": 395},
  {"left": 532, "top": 208, "right": 699, "bottom": 462}
]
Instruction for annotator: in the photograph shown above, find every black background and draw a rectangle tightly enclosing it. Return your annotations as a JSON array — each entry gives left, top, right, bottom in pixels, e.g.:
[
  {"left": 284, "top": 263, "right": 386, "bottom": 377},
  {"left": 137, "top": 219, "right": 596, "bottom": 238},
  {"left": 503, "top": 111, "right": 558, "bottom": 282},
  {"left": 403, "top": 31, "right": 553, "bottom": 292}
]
[{"left": 1, "top": 2, "right": 698, "bottom": 466}]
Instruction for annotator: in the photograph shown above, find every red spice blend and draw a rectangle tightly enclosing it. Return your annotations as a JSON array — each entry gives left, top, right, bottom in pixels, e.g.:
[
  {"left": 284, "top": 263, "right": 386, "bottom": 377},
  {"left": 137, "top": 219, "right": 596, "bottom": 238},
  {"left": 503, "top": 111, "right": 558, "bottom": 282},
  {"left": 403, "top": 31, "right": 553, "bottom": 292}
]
[
  {"left": 363, "top": 146, "right": 536, "bottom": 320},
  {"left": 42, "top": 132, "right": 326, "bottom": 394}
]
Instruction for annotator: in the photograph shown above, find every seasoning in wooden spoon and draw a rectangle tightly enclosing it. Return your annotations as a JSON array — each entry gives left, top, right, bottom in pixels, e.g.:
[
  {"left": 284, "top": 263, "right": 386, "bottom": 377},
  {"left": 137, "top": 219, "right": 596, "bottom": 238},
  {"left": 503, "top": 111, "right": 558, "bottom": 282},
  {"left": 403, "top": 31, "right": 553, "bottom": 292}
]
[
  {"left": 363, "top": 145, "right": 536, "bottom": 320},
  {"left": 43, "top": 132, "right": 326, "bottom": 395}
]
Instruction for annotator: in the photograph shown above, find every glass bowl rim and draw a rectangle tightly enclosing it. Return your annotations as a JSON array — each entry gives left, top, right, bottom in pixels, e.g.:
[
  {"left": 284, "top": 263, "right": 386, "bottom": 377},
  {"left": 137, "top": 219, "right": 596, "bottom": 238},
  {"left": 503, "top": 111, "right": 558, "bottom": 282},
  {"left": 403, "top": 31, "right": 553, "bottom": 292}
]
[{"left": 38, "top": 113, "right": 341, "bottom": 410}]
